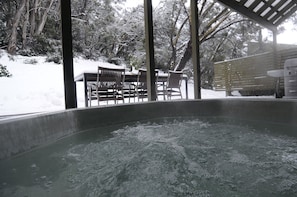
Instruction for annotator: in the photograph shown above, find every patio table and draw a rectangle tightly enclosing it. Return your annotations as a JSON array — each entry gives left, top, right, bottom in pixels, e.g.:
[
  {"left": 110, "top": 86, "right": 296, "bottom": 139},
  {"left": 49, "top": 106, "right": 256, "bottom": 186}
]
[{"left": 74, "top": 71, "right": 188, "bottom": 107}]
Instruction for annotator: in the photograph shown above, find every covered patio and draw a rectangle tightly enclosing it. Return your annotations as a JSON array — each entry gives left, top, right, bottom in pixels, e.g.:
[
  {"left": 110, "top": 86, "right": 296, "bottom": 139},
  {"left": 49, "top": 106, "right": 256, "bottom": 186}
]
[
  {"left": 60, "top": 0, "right": 297, "bottom": 109},
  {"left": 1, "top": 1, "right": 297, "bottom": 194}
]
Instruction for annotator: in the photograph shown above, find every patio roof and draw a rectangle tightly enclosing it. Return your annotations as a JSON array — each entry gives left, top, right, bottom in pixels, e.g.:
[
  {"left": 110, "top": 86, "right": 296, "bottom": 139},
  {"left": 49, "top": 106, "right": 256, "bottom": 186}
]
[{"left": 216, "top": 0, "right": 297, "bottom": 31}]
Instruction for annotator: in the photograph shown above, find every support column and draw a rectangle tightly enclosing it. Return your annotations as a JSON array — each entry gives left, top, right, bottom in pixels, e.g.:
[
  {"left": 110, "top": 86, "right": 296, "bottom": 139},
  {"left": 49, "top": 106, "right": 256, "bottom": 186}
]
[
  {"left": 272, "top": 29, "right": 278, "bottom": 67},
  {"left": 272, "top": 29, "right": 281, "bottom": 98},
  {"left": 144, "top": 0, "right": 157, "bottom": 101},
  {"left": 191, "top": 0, "right": 201, "bottom": 99},
  {"left": 60, "top": 0, "right": 77, "bottom": 108}
]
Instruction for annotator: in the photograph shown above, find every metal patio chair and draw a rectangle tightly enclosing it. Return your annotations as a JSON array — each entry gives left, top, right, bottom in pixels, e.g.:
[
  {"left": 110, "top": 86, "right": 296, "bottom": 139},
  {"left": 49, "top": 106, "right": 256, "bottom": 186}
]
[
  {"left": 136, "top": 69, "right": 148, "bottom": 102},
  {"left": 165, "top": 70, "right": 183, "bottom": 100},
  {"left": 88, "top": 66, "right": 125, "bottom": 106},
  {"left": 135, "top": 69, "right": 159, "bottom": 102}
]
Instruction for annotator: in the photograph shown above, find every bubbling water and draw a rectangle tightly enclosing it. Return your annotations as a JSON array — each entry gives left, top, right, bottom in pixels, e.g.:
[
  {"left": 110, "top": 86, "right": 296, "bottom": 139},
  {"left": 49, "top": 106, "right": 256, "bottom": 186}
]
[{"left": 1, "top": 117, "right": 297, "bottom": 196}]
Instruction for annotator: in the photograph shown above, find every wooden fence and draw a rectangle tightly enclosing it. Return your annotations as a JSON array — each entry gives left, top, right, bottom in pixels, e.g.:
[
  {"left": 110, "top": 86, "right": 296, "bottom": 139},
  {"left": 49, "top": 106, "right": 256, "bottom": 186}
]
[{"left": 213, "top": 48, "right": 297, "bottom": 96}]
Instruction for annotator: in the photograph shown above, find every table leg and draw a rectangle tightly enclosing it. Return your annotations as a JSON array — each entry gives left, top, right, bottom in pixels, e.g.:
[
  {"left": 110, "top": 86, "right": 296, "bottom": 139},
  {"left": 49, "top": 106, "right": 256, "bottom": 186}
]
[
  {"left": 162, "top": 82, "right": 166, "bottom": 100},
  {"left": 185, "top": 78, "right": 188, "bottom": 100},
  {"left": 83, "top": 74, "right": 88, "bottom": 107}
]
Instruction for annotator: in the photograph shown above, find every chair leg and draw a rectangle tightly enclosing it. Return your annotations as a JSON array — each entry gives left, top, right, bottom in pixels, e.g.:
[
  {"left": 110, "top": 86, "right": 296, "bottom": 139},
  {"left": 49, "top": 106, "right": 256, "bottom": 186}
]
[
  {"left": 88, "top": 89, "right": 92, "bottom": 107},
  {"left": 98, "top": 93, "right": 102, "bottom": 106},
  {"left": 137, "top": 91, "right": 140, "bottom": 102},
  {"left": 122, "top": 91, "right": 125, "bottom": 104},
  {"left": 166, "top": 89, "right": 170, "bottom": 100},
  {"left": 162, "top": 82, "right": 166, "bottom": 100}
]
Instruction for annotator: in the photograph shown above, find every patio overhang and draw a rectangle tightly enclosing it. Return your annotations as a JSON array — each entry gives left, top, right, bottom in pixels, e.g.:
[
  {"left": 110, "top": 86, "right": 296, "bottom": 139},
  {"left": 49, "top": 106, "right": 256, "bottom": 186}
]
[{"left": 216, "top": 0, "right": 297, "bottom": 31}]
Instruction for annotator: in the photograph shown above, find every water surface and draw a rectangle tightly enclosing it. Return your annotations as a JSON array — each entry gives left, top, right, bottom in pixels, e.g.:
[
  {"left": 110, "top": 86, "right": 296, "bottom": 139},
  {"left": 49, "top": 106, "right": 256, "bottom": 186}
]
[{"left": 1, "top": 117, "right": 297, "bottom": 196}]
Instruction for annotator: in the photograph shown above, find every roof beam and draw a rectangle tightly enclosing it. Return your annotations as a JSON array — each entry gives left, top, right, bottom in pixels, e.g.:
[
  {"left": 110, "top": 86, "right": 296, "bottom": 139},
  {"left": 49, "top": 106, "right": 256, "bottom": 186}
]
[
  {"left": 275, "top": 4, "right": 297, "bottom": 26},
  {"left": 216, "top": 0, "right": 277, "bottom": 30},
  {"left": 249, "top": 1, "right": 261, "bottom": 11},
  {"left": 263, "top": 0, "right": 285, "bottom": 21},
  {"left": 239, "top": 0, "right": 248, "bottom": 6},
  {"left": 255, "top": 0, "right": 275, "bottom": 16}
]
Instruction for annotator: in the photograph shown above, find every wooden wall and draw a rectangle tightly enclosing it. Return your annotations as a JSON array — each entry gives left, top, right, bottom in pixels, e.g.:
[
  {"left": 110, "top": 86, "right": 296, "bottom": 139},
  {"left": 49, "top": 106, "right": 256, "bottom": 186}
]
[{"left": 213, "top": 48, "right": 297, "bottom": 96}]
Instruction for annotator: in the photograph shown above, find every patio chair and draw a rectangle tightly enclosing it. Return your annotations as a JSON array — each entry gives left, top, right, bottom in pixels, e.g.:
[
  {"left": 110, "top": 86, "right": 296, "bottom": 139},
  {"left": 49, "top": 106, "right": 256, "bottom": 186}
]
[
  {"left": 136, "top": 69, "right": 148, "bottom": 101},
  {"left": 155, "top": 74, "right": 165, "bottom": 101},
  {"left": 135, "top": 69, "right": 159, "bottom": 101},
  {"left": 88, "top": 66, "right": 125, "bottom": 106},
  {"left": 165, "top": 70, "right": 183, "bottom": 100},
  {"left": 122, "top": 81, "right": 137, "bottom": 103}
]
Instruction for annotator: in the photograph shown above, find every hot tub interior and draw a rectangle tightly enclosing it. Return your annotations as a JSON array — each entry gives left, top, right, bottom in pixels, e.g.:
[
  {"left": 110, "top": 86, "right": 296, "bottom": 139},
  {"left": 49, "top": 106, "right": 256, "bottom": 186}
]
[{"left": 0, "top": 100, "right": 297, "bottom": 196}]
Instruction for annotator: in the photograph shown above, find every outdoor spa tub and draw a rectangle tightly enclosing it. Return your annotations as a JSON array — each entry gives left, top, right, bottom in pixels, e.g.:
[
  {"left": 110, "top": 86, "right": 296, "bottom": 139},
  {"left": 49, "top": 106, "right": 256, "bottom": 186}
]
[{"left": 0, "top": 99, "right": 297, "bottom": 196}]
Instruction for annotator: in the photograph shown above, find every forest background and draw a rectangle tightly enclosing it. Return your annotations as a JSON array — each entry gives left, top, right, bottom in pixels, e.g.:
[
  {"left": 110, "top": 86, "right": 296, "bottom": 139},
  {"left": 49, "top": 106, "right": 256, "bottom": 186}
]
[{"left": 1, "top": 0, "right": 297, "bottom": 88}]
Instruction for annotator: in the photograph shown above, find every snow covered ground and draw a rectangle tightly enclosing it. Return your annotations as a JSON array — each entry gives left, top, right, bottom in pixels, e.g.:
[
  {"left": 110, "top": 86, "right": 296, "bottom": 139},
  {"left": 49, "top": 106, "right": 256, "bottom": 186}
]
[{"left": 0, "top": 50, "right": 272, "bottom": 116}]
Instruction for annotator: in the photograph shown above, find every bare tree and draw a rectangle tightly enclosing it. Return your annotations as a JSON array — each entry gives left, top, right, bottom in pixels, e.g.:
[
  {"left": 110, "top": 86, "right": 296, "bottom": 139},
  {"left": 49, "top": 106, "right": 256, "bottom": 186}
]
[
  {"left": 30, "top": 0, "right": 39, "bottom": 36},
  {"left": 8, "top": 0, "right": 26, "bottom": 54},
  {"left": 35, "top": 0, "right": 55, "bottom": 35},
  {"left": 22, "top": 0, "right": 30, "bottom": 48},
  {"left": 174, "top": 1, "right": 232, "bottom": 71}
]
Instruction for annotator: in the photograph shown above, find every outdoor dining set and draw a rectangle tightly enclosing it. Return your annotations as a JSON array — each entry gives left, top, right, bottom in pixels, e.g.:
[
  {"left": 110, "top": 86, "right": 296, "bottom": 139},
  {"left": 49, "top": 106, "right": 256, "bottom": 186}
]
[{"left": 74, "top": 66, "right": 189, "bottom": 107}]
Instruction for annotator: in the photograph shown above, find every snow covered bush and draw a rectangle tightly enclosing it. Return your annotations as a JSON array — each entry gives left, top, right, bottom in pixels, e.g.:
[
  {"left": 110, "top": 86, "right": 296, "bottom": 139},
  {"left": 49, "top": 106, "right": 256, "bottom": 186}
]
[
  {"left": 46, "top": 54, "right": 61, "bottom": 64},
  {"left": 23, "top": 59, "right": 38, "bottom": 65},
  {"left": 0, "top": 64, "right": 12, "bottom": 77}
]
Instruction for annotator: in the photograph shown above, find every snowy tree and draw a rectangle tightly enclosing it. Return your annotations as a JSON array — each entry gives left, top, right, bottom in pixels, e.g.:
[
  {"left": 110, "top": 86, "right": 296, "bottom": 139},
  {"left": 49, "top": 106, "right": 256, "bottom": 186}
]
[
  {"left": 71, "top": 0, "right": 129, "bottom": 61},
  {"left": 3, "top": 0, "right": 60, "bottom": 55},
  {"left": 156, "top": 0, "right": 259, "bottom": 88},
  {"left": 114, "top": 6, "right": 146, "bottom": 67},
  {"left": 153, "top": 0, "right": 189, "bottom": 71}
]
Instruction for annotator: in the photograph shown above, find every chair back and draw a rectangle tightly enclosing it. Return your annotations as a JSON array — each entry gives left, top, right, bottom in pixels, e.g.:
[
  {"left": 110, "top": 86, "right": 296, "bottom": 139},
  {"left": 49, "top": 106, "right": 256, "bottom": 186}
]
[
  {"left": 97, "top": 66, "right": 125, "bottom": 88},
  {"left": 137, "top": 69, "right": 147, "bottom": 88},
  {"left": 137, "top": 69, "right": 159, "bottom": 87},
  {"left": 167, "top": 71, "right": 183, "bottom": 88}
]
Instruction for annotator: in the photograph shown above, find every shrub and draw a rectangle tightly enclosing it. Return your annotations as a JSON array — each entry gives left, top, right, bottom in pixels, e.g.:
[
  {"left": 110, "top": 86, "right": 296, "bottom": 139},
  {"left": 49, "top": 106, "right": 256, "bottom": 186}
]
[
  {"left": 0, "top": 64, "right": 12, "bottom": 77},
  {"left": 46, "top": 54, "right": 62, "bottom": 64},
  {"left": 23, "top": 59, "right": 38, "bottom": 64}
]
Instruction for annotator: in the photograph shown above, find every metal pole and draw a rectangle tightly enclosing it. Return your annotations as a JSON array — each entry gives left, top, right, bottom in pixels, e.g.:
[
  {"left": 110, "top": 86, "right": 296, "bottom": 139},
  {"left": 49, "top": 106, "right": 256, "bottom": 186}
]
[
  {"left": 60, "top": 0, "right": 77, "bottom": 108},
  {"left": 191, "top": 0, "right": 201, "bottom": 99},
  {"left": 272, "top": 29, "right": 278, "bottom": 69},
  {"left": 272, "top": 29, "right": 281, "bottom": 98},
  {"left": 144, "top": 0, "right": 157, "bottom": 101}
]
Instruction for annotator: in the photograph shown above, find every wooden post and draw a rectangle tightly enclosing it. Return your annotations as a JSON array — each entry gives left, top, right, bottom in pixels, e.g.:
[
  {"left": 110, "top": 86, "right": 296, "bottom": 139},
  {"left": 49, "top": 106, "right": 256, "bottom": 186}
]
[
  {"left": 272, "top": 29, "right": 281, "bottom": 98},
  {"left": 272, "top": 30, "right": 278, "bottom": 69},
  {"left": 60, "top": 0, "right": 77, "bottom": 108},
  {"left": 225, "top": 63, "right": 232, "bottom": 96},
  {"left": 144, "top": 0, "right": 157, "bottom": 101},
  {"left": 191, "top": 0, "right": 201, "bottom": 99}
]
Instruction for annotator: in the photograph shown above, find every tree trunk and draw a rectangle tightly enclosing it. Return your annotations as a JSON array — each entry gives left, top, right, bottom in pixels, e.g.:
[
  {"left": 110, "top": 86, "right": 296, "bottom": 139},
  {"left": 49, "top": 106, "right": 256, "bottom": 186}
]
[
  {"left": 175, "top": 40, "right": 192, "bottom": 71},
  {"left": 30, "top": 0, "right": 39, "bottom": 36},
  {"left": 22, "top": 0, "right": 30, "bottom": 49},
  {"left": 8, "top": 0, "right": 26, "bottom": 54},
  {"left": 35, "top": 0, "right": 54, "bottom": 35}
]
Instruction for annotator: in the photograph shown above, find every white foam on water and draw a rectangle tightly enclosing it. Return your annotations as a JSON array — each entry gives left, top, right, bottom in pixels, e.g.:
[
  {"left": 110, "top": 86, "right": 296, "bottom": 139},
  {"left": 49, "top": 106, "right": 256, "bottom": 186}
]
[
  {"left": 1, "top": 118, "right": 297, "bottom": 196},
  {"left": 229, "top": 150, "right": 251, "bottom": 164},
  {"left": 282, "top": 153, "right": 297, "bottom": 164}
]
